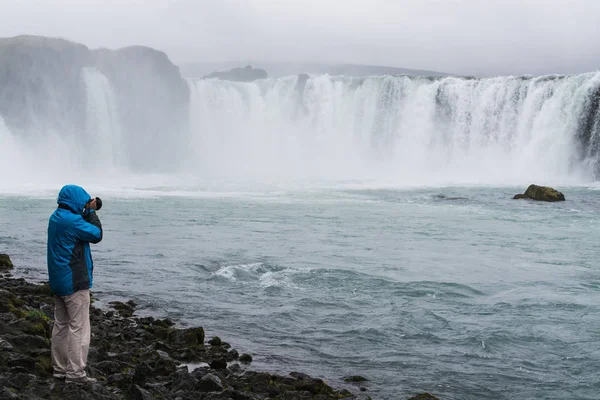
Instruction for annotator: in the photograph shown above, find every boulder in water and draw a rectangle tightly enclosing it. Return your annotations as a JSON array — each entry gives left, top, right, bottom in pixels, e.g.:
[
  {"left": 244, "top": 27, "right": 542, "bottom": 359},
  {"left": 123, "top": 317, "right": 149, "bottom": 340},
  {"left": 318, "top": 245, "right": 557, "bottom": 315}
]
[
  {"left": 0, "top": 254, "right": 13, "bottom": 270},
  {"left": 513, "top": 184, "right": 565, "bottom": 202}
]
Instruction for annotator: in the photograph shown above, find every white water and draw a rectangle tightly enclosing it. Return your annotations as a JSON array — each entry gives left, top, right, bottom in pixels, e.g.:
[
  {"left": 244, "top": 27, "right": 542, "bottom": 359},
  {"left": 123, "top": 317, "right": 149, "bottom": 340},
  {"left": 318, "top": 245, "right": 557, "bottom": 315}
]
[
  {"left": 82, "top": 67, "right": 123, "bottom": 170},
  {"left": 187, "top": 73, "right": 600, "bottom": 186},
  {"left": 1, "top": 70, "right": 600, "bottom": 191}
]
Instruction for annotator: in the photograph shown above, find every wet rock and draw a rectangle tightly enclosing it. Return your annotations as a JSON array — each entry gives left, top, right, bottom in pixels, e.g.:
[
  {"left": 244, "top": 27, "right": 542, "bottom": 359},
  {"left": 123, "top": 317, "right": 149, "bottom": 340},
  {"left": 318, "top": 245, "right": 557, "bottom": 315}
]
[
  {"left": 129, "top": 384, "right": 153, "bottom": 400},
  {"left": 513, "top": 184, "right": 565, "bottom": 202},
  {"left": 0, "top": 254, "right": 13, "bottom": 270},
  {"left": 343, "top": 375, "right": 369, "bottom": 383},
  {"left": 209, "top": 358, "right": 228, "bottom": 370},
  {"left": 209, "top": 336, "right": 222, "bottom": 346},
  {"left": 94, "top": 360, "right": 124, "bottom": 376},
  {"left": 197, "top": 373, "right": 225, "bottom": 392},
  {"left": 239, "top": 353, "right": 253, "bottom": 363},
  {"left": 0, "top": 386, "right": 18, "bottom": 399},
  {"left": 228, "top": 363, "right": 242, "bottom": 373},
  {"left": 0, "top": 338, "right": 14, "bottom": 352},
  {"left": 151, "top": 318, "right": 174, "bottom": 328},
  {"left": 6, "top": 334, "right": 50, "bottom": 350},
  {"left": 229, "top": 349, "right": 239, "bottom": 359},
  {"left": 278, "top": 392, "right": 312, "bottom": 400},
  {"left": 10, "top": 372, "right": 36, "bottom": 389},
  {"left": 107, "top": 371, "right": 133, "bottom": 387},
  {"left": 108, "top": 301, "right": 135, "bottom": 317},
  {"left": 290, "top": 372, "right": 311, "bottom": 380},
  {"left": 169, "top": 326, "right": 205, "bottom": 345},
  {"left": 408, "top": 394, "right": 441, "bottom": 400},
  {"left": 8, "top": 354, "right": 36, "bottom": 369}
]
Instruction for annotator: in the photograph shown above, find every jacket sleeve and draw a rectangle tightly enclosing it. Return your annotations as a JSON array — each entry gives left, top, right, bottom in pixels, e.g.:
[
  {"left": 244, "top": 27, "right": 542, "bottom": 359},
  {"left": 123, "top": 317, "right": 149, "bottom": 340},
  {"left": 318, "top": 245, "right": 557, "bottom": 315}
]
[{"left": 75, "top": 212, "right": 103, "bottom": 244}]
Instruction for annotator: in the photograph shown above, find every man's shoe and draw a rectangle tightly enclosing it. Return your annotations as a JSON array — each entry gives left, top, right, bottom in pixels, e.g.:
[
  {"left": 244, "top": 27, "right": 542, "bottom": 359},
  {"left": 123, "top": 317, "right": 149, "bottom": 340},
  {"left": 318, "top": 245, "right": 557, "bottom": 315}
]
[
  {"left": 66, "top": 376, "right": 97, "bottom": 385},
  {"left": 53, "top": 373, "right": 66, "bottom": 380}
]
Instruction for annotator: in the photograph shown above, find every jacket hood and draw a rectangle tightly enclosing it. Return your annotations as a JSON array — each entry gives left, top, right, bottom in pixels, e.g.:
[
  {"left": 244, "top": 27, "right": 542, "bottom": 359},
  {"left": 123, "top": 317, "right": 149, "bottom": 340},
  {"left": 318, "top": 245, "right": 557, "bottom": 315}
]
[{"left": 57, "top": 185, "right": 92, "bottom": 214}]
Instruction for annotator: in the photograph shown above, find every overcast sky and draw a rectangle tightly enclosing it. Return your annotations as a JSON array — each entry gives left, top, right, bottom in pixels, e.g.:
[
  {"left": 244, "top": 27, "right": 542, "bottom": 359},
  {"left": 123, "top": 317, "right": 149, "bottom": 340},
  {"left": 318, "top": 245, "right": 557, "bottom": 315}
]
[{"left": 1, "top": 0, "right": 599, "bottom": 76}]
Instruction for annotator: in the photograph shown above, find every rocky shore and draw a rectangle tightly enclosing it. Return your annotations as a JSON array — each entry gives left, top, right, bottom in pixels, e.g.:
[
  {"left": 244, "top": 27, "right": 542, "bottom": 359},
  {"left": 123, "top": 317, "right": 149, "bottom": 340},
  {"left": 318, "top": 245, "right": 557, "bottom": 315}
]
[{"left": 0, "top": 254, "right": 439, "bottom": 400}]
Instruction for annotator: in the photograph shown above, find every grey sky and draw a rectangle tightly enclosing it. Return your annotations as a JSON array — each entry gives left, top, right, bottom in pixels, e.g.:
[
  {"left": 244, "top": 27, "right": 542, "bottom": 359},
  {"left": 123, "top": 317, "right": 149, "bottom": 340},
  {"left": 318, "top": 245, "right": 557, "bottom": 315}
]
[{"left": 1, "top": 0, "right": 599, "bottom": 76}]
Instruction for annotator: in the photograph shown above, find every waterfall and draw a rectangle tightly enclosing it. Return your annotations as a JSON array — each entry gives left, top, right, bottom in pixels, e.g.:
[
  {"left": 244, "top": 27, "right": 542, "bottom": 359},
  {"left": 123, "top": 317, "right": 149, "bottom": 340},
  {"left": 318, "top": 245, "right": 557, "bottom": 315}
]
[
  {"left": 82, "top": 67, "right": 123, "bottom": 169},
  {"left": 2, "top": 67, "right": 600, "bottom": 188},
  {"left": 188, "top": 73, "right": 600, "bottom": 185}
]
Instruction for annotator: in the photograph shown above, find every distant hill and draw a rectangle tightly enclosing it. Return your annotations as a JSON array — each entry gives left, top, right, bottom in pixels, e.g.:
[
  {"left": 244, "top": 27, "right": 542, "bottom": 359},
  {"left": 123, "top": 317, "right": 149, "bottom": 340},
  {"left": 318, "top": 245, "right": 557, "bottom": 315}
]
[
  {"left": 202, "top": 65, "right": 268, "bottom": 82},
  {"left": 180, "top": 61, "right": 452, "bottom": 79}
]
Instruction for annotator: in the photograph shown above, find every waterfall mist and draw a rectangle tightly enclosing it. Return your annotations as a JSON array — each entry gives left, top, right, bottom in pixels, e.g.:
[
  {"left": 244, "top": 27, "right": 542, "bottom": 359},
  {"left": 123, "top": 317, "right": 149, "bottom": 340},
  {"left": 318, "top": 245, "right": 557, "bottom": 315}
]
[{"left": 2, "top": 68, "right": 600, "bottom": 191}]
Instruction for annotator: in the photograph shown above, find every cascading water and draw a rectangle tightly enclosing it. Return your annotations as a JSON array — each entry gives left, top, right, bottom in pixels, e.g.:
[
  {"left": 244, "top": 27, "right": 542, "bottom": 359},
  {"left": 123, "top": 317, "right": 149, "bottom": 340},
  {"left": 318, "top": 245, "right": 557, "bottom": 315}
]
[
  {"left": 0, "top": 67, "right": 126, "bottom": 189},
  {"left": 82, "top": 67, "right": 123, "bottom": 169},
  {"left": 188, "top": 73, "right": 600, "bottom": 185},
  {"left": 1, "top": 68, "right": 600, "bottom": 188}
]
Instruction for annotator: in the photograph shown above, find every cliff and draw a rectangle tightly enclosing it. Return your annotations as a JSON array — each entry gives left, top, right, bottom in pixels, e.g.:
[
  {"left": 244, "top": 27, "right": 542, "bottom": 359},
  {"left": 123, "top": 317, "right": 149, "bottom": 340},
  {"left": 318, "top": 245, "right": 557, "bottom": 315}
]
[{"left": 0, "top": 36, "right": 189, "bottom": 171}]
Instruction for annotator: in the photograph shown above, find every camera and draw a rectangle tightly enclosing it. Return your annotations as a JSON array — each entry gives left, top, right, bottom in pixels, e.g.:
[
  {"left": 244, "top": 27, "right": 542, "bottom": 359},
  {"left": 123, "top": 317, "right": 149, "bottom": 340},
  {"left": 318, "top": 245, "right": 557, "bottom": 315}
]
[{"left": 95, "top": 197, "right": 103, "bottom": 211}]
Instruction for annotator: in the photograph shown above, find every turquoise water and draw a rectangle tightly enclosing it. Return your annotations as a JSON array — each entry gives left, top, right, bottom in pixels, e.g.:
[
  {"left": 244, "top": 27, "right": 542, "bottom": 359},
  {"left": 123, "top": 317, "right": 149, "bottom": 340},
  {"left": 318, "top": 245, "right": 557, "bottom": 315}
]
[{"left": 1, "top": 184, "right": 599, "bottom": 399}]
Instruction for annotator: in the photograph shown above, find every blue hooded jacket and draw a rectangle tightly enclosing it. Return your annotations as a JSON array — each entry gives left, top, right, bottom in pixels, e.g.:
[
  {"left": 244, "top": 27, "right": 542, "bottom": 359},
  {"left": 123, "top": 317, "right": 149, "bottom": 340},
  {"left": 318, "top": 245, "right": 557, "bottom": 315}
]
[{"left": 47, "top": 185, "right": 103, "bottom": 296}]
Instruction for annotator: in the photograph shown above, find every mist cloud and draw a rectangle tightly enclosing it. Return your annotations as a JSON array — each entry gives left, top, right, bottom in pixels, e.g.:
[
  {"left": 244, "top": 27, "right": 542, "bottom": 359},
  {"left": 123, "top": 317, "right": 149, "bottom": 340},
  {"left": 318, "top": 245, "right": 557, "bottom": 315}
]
[{"left": 1, "top": 0, "right": 599, "bottom": 76}]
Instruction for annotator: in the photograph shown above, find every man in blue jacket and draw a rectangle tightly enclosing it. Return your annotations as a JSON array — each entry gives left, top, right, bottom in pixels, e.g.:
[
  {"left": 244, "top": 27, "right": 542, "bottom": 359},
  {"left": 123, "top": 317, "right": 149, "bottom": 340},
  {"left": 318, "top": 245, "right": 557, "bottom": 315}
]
[{"left": 47, "top": 184, "right": 103, "bottom": 384}]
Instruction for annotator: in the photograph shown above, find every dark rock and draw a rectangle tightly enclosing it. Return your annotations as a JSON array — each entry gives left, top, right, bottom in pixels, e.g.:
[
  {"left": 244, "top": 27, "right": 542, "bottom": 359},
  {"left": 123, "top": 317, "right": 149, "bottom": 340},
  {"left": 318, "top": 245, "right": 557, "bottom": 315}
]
[
  {"left": 109, "top": 301, "right": 135, "bottom": 317},
  {"left": 289, "top": 372, "right": 311, "bottom": 380},
  {"left": 196, "top": 373, "right": 225, "bottom": 392},
  {"left": 107, "top": 372, "right": 133, "bottom": 387},
  {"left": 170, "top": 369, "right": 198, "bottom": 392},
  {"left": 152, "top": 341, "right": 173, "bottom": 352},
  {"left": 408, "top": 394, "right": 441, "bottom": 400},
  {"left": 0, "top": 254, "right": 13, "bottom": 270},
  {"left": 208, "top": 336, "right": 222, "bottom": 346},
  {"left": 228, "top": 363, "right": 241, "bottom": 373},
  {"left": 295, "top": 73, "right": 310, "bottom": 93},
  {"left": 156, "top": 349, "right": 170, "bottom": 359},
  {"left": 0, "top": 386, "right": 18, "bottom": 399},
  {"left": 6, "top": 334, "right": 50, "bottom": 350},
  {"left": 230, "top": 390, "right": 260, "bottom": 400},
  {"left": 239, "top": 353, "right": 253, "bottom": 363},
  {"left": 229, "top": 349, "right": 239, "bottom": 359},
  {"left": 10, "top": 372, "right": 36, "bottom": 389},
  {"left": 169, "top": 327, "right": 204, "bottom": 345},
  {"left": 151, "top": 318, "right": 174, "bottom": 328},
  {"left": 61, "top": 382, "right": 118, "bottom": 400},
  {"left": 138, "top": 316, "right": 154, "bottom": 325},
  {"left": 513, "top": 184, "right": 565, "bottom": 202},
  {"left": 278, "top": 392, "right": 313, "bottom": 400},
  {"left": 209, "top": 359, "right": 227, "bottom": 370},
  {"left": 343, "top": 375, "right": 369, "bottom": 383},
  {"left": 94, "top": 360, "right": 124, "bottom": 375},
  {"left": 0, "top": 338, "right": 14, "bottom": 352},
  {"left": 129, "top": 384, "right": 153, "bottom": 400},
  {"left": 133, "top": 363, "right": 153, "bottom": 384},
  {"left": 297, "top": 378, "right": 331, "bottom": 395},
  {"left": 8, "top": 354, "right": 36, "bottom": 369},
  {"left": 203, "top": 65, "right": 267, "bottom": 82}
]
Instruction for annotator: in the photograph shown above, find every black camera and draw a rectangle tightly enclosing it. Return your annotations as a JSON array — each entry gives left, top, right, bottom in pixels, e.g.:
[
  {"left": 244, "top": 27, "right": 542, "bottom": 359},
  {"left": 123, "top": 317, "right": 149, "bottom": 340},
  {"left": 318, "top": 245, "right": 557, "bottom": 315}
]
[{"left": 95, "top": 197, "right": 103, "bottom": 211}]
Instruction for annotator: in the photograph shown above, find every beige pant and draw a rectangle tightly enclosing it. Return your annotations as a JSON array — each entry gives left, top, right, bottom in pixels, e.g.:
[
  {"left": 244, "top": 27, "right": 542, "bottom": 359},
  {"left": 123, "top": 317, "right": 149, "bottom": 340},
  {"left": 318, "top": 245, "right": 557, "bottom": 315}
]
[{"left": 51, "top": 289, "right": 91, "bottom": 379}]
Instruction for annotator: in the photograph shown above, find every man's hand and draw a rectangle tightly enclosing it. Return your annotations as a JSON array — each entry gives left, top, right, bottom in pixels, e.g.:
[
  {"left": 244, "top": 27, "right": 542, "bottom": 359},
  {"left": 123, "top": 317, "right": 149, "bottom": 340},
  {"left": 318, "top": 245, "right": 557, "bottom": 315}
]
[{"left": 87, "top": 198, "right": 97, "bottom": 211}]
